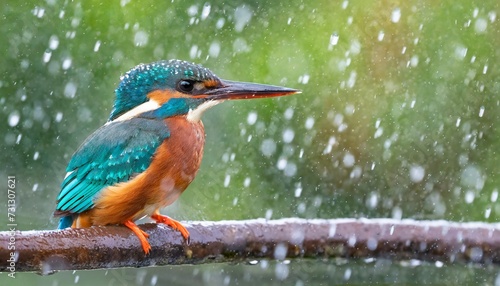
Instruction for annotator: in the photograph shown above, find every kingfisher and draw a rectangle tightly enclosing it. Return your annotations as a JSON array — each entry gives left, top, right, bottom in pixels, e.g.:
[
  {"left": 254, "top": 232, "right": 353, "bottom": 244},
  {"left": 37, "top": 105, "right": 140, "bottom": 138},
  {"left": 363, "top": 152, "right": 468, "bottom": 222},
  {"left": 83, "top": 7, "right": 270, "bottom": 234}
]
[{"left": 53, "top": 59, "right": 298, "bottom": 254}]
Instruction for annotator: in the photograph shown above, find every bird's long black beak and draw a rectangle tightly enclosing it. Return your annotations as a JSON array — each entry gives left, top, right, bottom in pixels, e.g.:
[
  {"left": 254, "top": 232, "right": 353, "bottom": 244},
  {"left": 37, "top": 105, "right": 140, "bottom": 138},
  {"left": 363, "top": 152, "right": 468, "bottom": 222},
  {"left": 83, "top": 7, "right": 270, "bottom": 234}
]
[{"left": 204, "top": 80, "right": 300, "bottom": 100}]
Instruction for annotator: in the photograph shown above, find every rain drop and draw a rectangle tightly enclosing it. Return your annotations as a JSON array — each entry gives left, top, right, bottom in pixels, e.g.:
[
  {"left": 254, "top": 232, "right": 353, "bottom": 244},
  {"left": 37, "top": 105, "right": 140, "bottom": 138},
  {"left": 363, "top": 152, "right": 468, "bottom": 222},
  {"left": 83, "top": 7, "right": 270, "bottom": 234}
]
[
  {"left": 201, "top": 3, "right": 211, "bottom": 20},
  {"left": 282, "top": 128, "right": 295, "bottom": 143},
  {"left": 49, "top": 35, "right": 59, "bottom": 50},
  {"left": 94, "top": 40, "right": 101, "bottom": 52},
  {"left": 261, "top": 139, "right": 276, "bottom": 157},
  {"left": 8, "top": 111, "right": 20, "bottom": 127},
  {"left": 234, "top": 5, "right": 252, "bottom": 32},
  {"left": 391, "top": 7, "right": 401, "bottom": 23},
  {"left": 247, "top": 111, "right": 257, "bottom": 125},
  {"left": 409, "top": 165, "right": 425, "bottom": 183},
  {"left": 305, "top": 117, "right": 314, "bottom": 129}
]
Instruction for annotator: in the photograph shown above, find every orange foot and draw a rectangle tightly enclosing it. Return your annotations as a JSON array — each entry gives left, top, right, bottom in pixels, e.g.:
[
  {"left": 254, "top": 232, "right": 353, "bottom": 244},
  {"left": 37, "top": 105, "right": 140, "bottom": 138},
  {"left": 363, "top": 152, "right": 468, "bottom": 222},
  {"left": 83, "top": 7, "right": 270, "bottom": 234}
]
[
  {"left": 124, "top": 220, "right": 151, "bottom": 254},
  {"left": 151, "top": 211, "right": 190, "bottom": 244}
]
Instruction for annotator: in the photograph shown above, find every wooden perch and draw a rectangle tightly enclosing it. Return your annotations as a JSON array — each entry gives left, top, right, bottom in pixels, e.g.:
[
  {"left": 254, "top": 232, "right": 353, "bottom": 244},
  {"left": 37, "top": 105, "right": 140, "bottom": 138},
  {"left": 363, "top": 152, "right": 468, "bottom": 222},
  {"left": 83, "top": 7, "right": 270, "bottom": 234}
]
[{"left": 1, "top": 218, "right": 500, "bottom": 274}]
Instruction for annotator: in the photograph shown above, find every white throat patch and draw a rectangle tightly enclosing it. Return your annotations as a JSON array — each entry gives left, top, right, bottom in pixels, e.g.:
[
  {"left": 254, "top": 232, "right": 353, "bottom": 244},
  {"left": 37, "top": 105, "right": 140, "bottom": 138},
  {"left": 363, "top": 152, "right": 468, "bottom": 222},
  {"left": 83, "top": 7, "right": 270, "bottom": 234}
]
[
  {"left": 187, "top": 100, "right": 222, "bottom": 122},
  {"left": 107, "top": 100, "right": 160, "bottom": 124}
]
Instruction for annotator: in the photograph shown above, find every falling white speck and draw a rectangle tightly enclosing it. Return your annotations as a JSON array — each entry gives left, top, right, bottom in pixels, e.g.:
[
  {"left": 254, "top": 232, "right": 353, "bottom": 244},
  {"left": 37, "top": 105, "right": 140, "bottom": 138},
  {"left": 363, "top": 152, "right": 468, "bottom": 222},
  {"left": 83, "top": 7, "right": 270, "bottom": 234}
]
[
  {"left": 465, "top": 191, "right": 475, "bottom": 204},
  {"left": 294, "top": 184, "right": 303, "bottom": 198},
  {"left": 305, "top": 117, "right": 314, "bottom": 129},
  {"left": 479, "top": 106, "right": 485, "bottom": 117},
  {"left": 33, "top": 6, "right": 45, "bottom": 18},
  {"left": 341, "top": 0, "right": 348, "bottom": 9},
  {"left": 410, "top": 165, "right": 425, "bottom": 183},
  {"left": 134, "top": 30, "right": 149, "bottom": 47},
  {"left": 485, "top": 208, "right": 491, "bottom": 219},
  {"left": 49, "top": 35, "right": 59, "bottom": 50},
  {"left": 74, "top": 275, "right": 79, "bottom": 283},
  {"left": 189, "top": 45, "right": 199, "bottom": 59},
  {"left": 201, "top": 3, "right": 211, "bottom": 20},
  {"left": 284, "top": 107, "right": 294, "bottom": 120},
  {"left": 277, "top": 158, "right": 287, "bottom": 170},
  {"left": 483, "top": 65, "right": 488, "bottom": 74},
  {"left": 284, "top": 162, "right": 297, "bottom": 177},
  {"left": 275, "top": 263, "right": 289, "bottom": 281},
  {"left": 64, "top": 81, "right": 77, "bottom": 98},
  {"left": 392, "top": 207, "right": 402, "bottom": 220},
  {"left": 265, "top": 209, "right": 273, "bottom": 220},
  {"left": 456, "top": 118, "right": 461, "bottom": 127},
  {"left": 298, "top": 74, "right": 310, "bottom": 84},
  {"left": 391, "top": 8, "right": 401, "bottom": 23},
  {"left": 410, "top": 99, "right": 416, "bottom": 108},
  {"left": 216, "top": 18, "right": 225, "bottom": 29},
  {"left": 261, "top": 139, "right": 276, "bottom": 157},
  {"left": 247, "top": 111, "right": 257, "bottom": 125},
  {"left": 223, "top": 174, "right": 231, "bottom": 187},
  {"left": 234, "top": 5, "right": 252, "bottom": 32},
  {"left": 282, "top": 128, "right": 295, "bottom": 143},
  {"left": 329, "top": 33, "right": 339, "bottom": 46},
  {"left": 62, "top": 58, "right": 72, "bottom": 70},
  {"left": 491, "top": 190, "right": 498, "bottom": 202},
  {"left": 43, "top": 50, "right": 52, "bottom": 63},
  {"left": 94, "top": 40, "right": 101, "bottom": 52},
  {"left": 187, "top": 5, "right": 198, "bottom": 16},
  {"left": 489, "top": 11, "right": 497, "bottom": 22},
  {"left": 16, "top": 134, "right": 22, "bottom": 144},
  {"left": 8, "top": 111, "right": 20, "bottom": 127},
  {"left": 374, "top": 127, "right": 383, "bottom": 138},
  {"left": 377, "top": 31, "right": 385, "bottom": 41},
  {"left": 474, "top": 18, "right": 487, "bottom": 34},
  {"left": 367, "top": 192, "right": 378, "bottom": 209},
  {"left": 343, "top": 152, "right": 355, "bottom": 167},
  {"left": 33, "top": 151, "right": 39, "bottom": 160},
  {"left": 461, "top": 165, "right": 485, "bottom": 191},
  {"left": 208, "top": 41, "right": 221, "bottom": 58},
  {"left": 32, "top": 183, "right": 39, "bottom": 192},
  {"left": 347, "top": 71, "right": 357, "bottom": 88},
  {"left": 273, "top": 243, "right": 287, "bottom": 260},
  {"left": 243, "top": 177, "right": 251, "bottom": 188},
  {"left": 454, "top": 45, "right": 468, "bottom": 59},
  {"left": 344, "top": 268, "right": 352, "bottom": 280},
  {"left": 410, "top": 55, "right": 419, "bottom": 67}
]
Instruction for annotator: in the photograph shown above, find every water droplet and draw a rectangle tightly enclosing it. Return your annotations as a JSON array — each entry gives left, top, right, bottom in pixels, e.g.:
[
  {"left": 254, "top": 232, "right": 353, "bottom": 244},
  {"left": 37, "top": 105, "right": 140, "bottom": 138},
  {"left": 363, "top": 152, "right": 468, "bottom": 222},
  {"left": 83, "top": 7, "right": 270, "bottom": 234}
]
[
  {"left": 208, "top": 41, "right": 220, "bottom": 58},
  {"left": 43, "top": 50, "right": 52, "bottom": 63},
  {"left": 410, "top": 165, "right": 425, "bottom": 183},
  {"left": 64, "top": 81, "right": 77, "bottom": 98},
  {"left": 62, "top": 57, "right": 72, "bottom": 70},
  {"left": 247, "top": 111, "right": 257, "bottom": 125},
  {"left": 392, "top": 206, "right": 402, "bottom": 220},
  {"left": 298, "top": 74, "right": 310, "bottom": 84},
  {"left": 305, "top": 117, "right": 314, "bottom": 129},
  {"left": 273, "top": 243, "right": 287, "bottom": 260},
  {"left": 8, "top": 111, "right": 20, "bottom": 127},
  {"left": 94, "top": 40, "right": 101, "bottom": 52},
  {"left": 367, "top": 238, "right": 378, "bottom": 251},
  {"left": 343, "top": 152, "right": 355, "bottom": 168},
  {"left": 32, "top": 183, "right": 39, "bottom": 192},
  {"left": 134, "top": 30, "right": 149, "bottom": 47},
  {"left": 223, "top": 174, "right": 230, "bottom": 187},
  {"left": 201, "top": 3, "right": 211, "bottom": 20},
  {"left": 474, "top": 18, "right": 487, "bottom": 34},
  {"left": 282, "top": 128, "right": 294, "bottom": 143},
  {"left": 216, "top": 18, "right": 225, "bottom": 29},
  {"left": 491, "top": 189, "right": 498, "bottom": 202},
  {"left": 465, "top": 191, "right": 475, "bottom": 204},
  {"left": 374, "top": 127, "right": 383, "bottom": 138},
  {"left": 261, "top": 139, "right": 276, "bottom": 157},
  {"left": 410, "top": 55, "right": 419, "bottom": 67},
  {"left": 284, "top": 162, "right": 297, "bottom": 177},
  {"left": 275, "top": 263, "right": 289, "bottom": 280},
  {"left": 234, "top": 5, "right": 252, "bottom": 32},
  {"left": 265, "top": 209, "right": 273, "bottom": 220},
  {"left": 294, "top": 184, "right": 302, "bottom": 198},
  {"left": 33, "top": 151, "right": 39, "bottom": 160},
  {"left": 344, "top": 268, "right": 352, "bottom": 280},
  {"left": 243, "top": 177, "right": 251, "bottom": 187},
  {"left": 377, "top": 31, "right": 385, "bottom": 41},
  {"left": 391, "top": 7, "right": 401, "bottom": 23},
  {"left": 187, "top": 5, "right": 198, "bottom": 16},
  {"left": 49, "top": 35, "right": 59, "bottom": 50},
  {"left": 329, "top": 33, "right": 339, "bottom": 46},
  {"left": 479, "top": 106, "right": 485, "bottom": 117},
  {"left": 284, "top": 107, "right": 294, "bottom": 120}
]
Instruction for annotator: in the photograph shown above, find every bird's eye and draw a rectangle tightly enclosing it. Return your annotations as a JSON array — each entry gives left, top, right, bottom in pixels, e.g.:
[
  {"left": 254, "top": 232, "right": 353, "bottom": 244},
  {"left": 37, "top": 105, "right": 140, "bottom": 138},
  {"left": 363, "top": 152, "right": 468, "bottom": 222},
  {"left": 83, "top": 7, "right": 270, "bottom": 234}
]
[{"left": 177, "top": 80, "right": 195, "bottom": 93}]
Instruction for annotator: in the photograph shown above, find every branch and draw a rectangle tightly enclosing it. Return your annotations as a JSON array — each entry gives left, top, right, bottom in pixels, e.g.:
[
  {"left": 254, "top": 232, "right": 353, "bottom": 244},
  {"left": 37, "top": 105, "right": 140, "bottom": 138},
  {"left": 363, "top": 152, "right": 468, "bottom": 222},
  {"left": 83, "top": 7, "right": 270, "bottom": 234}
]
[{"left": 1, "top": 218, "right": 499, "bottom": 274}]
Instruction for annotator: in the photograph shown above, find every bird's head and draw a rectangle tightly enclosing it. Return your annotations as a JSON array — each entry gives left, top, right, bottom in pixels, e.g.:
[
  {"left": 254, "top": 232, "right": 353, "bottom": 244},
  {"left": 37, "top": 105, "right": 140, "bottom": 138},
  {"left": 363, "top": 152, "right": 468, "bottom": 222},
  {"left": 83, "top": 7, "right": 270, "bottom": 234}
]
[{"left": 109, "top": 59, "right": 299, "bottom": 122}]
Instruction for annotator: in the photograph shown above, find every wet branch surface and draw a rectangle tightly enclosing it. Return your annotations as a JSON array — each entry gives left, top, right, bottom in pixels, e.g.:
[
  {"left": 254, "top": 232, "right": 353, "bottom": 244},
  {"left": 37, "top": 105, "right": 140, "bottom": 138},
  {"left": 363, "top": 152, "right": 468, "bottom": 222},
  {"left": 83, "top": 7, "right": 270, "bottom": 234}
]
[{"left": 1, "top": 218, "right": 500, "bottom": 274}]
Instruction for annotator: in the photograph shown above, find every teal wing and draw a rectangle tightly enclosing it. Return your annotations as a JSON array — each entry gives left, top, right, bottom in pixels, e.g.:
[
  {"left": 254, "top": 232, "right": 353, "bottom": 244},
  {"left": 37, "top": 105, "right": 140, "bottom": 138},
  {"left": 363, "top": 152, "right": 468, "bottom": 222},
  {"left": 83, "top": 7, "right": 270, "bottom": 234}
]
[{"left": 55, "top": 118, "right": 170, "bottom": 215}]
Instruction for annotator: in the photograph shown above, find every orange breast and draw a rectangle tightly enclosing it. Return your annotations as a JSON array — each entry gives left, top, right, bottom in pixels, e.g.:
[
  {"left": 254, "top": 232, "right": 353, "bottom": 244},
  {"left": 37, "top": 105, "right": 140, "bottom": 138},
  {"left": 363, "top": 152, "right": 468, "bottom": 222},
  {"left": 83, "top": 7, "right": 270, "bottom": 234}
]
[{"left": 86, "top": 116, "right": 205, "bottom": 226}]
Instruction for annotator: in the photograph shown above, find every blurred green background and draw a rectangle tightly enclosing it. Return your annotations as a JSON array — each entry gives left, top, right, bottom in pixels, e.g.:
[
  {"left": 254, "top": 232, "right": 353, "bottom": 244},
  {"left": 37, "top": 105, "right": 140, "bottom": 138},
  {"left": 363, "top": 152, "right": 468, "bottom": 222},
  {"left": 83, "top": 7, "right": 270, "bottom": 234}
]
[{"left": 1, "top": 0, "right": 500, "bottom": 285}]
